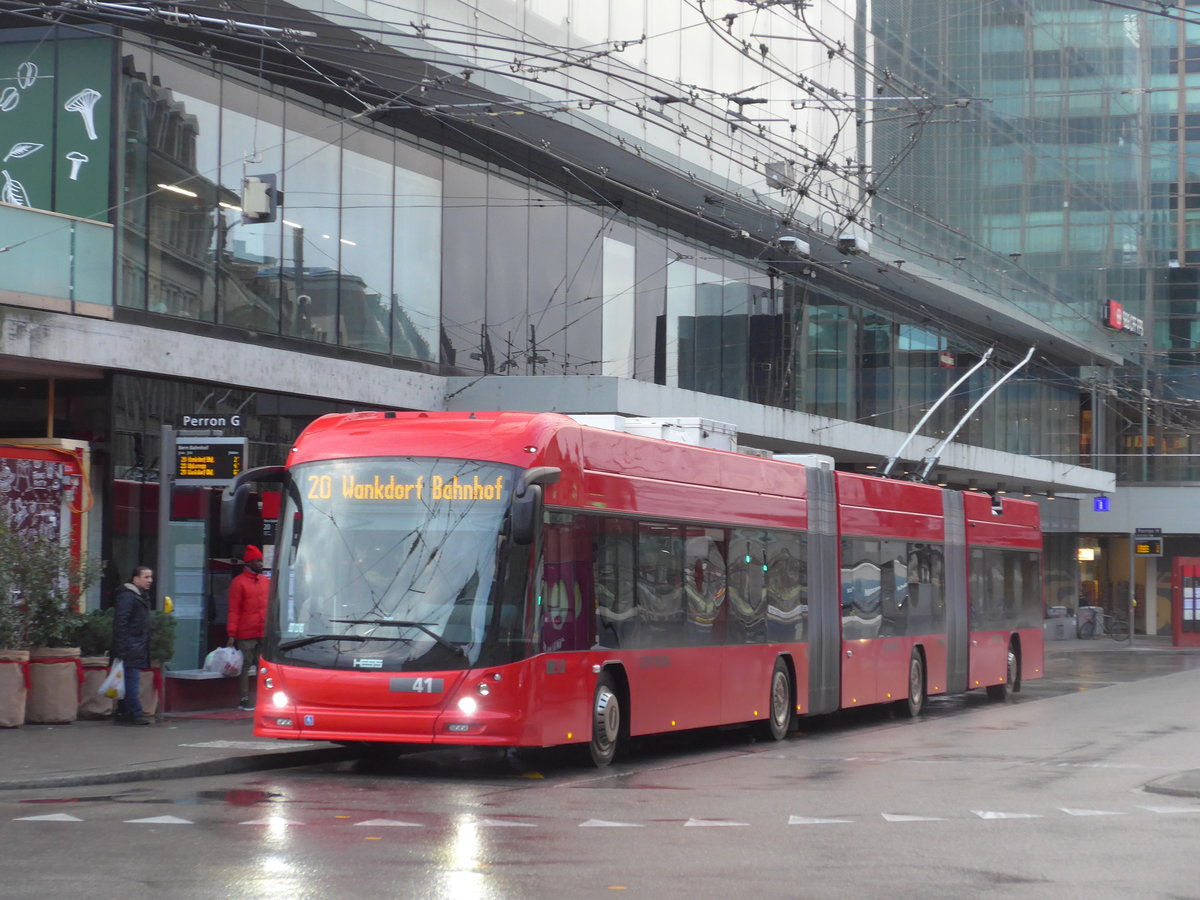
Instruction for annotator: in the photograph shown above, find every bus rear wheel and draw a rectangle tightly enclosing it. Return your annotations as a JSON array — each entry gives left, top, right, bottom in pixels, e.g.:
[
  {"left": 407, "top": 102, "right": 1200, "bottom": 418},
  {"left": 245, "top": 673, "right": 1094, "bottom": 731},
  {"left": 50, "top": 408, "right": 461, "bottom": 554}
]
[
  {"left": 588, "top": 672, "right": 621, "bottom": 768},
  {"left": 987, "top": 645, "right": 1018, "bottom": 702},
  {"left": 763, "top": 659, "right": 792, "bottom": 741},
  {"left": 901, "top": 650, "right": 926, "bottom": 718}
]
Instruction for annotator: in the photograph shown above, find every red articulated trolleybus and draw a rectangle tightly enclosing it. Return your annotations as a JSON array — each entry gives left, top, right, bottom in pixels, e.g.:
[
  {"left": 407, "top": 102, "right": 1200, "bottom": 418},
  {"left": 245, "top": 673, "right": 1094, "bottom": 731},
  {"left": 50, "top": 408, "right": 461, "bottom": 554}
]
[{"left": 222, "top": 411, "right": 1044, "bottom": 766}]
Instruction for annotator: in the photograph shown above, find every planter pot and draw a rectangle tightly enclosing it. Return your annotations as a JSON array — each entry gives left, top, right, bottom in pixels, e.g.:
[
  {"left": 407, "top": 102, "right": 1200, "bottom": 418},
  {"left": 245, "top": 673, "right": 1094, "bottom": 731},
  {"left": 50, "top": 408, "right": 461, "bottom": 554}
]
[
  {"left": 0, "top": 649, "right": 29, "bottom": 728},
  {"left": 26, "top": 647, "right": 82, "bottom": 724},
  {"left": 78, "top": 656, "right": 115, "bottom": 720}
]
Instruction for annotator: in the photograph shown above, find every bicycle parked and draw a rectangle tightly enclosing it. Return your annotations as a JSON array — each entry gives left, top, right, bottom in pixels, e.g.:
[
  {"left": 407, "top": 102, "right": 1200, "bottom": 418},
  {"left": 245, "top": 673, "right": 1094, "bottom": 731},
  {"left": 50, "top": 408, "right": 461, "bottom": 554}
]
[{"left": 1076, "top": 606, "right": 1130, "bottom": 641}]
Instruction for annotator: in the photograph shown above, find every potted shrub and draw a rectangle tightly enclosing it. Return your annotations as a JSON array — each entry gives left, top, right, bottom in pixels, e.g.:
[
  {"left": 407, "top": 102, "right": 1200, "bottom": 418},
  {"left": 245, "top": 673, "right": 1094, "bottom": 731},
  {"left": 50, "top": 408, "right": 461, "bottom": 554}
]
[
  {"left": 74, "top": 608, "right": 114, "bottom": 719},
  {"left": 0, "top": 507, "right": 99, "bottom": 724},
  {"left": 141, "top": 611, "right": 176, "bottom": 716}
]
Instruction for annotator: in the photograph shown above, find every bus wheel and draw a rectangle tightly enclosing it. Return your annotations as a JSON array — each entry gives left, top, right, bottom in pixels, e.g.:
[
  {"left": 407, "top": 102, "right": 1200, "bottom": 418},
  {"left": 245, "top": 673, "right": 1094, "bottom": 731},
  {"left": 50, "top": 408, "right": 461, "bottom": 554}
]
[
  {"left": 987, "top": 645, "right": 1018, "bottom": 702},
  {"left": 901, "top": 650, "right": 926, "bottom": 718},
  {"left": 588, "top": 673, "right": 621, "bottom": 767},
  {"left": 763, "top": 659, "right": 792, "bottom": 741}
]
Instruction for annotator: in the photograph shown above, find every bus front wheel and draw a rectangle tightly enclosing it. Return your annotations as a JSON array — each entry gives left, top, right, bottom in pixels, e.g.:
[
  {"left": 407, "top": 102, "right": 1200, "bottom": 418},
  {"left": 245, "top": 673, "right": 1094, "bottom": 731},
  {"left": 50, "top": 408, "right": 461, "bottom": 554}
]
[{"left": 588, "top": 672, "right": 622, "bottom": 767}]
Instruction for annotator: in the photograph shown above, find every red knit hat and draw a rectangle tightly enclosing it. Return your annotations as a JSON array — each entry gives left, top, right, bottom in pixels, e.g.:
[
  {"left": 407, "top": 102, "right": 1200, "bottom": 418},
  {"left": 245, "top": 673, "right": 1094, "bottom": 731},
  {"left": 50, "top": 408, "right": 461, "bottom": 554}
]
[{"left": 243, "top": 545, "right": 263, "bottom": 562}]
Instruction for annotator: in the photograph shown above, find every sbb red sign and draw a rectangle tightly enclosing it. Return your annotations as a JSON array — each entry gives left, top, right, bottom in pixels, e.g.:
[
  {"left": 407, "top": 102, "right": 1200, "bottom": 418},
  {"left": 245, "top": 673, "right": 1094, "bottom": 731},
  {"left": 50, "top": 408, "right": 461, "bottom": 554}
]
[{"left": 1104, "top": 299, "right": 1144, "bottom": 336}]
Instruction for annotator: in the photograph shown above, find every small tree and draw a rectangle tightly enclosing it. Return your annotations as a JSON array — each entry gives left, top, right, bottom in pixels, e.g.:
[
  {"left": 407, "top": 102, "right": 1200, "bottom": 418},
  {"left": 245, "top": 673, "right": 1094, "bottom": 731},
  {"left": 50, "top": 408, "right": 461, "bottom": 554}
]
[
  {"left": 0, "top": 507, "right": 99, "bottom": 648},
  {"left": 0, "top": 517, "right": 19, "bottom": 650}
]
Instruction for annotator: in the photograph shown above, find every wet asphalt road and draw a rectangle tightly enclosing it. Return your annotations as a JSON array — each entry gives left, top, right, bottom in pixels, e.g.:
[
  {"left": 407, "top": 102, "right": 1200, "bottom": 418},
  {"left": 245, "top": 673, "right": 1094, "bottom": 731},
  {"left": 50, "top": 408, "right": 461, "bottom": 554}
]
[{"left": 3, "top": 642, "right": 1199, "bottom": 899}]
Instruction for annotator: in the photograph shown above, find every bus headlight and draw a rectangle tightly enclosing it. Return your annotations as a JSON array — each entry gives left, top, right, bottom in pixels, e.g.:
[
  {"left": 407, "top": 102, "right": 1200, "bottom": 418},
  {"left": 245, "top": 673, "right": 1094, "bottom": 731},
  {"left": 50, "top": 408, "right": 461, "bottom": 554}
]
[
  {"left": 456, "top": 696, "right": 478, "bottom": 715},
  {"left": 272, "top": 691, "right": 290, "bottom": 709}
]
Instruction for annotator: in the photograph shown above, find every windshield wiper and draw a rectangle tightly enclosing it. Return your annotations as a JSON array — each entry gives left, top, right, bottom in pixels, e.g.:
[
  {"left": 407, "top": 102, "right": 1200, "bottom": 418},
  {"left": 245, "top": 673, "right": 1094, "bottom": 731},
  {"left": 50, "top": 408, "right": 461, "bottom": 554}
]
[
  {"left": 278, "top": 633, "right": 408, "bottom": 652},
  {"left": 330, "top": 618, "right": 467, "bottom": 657}
]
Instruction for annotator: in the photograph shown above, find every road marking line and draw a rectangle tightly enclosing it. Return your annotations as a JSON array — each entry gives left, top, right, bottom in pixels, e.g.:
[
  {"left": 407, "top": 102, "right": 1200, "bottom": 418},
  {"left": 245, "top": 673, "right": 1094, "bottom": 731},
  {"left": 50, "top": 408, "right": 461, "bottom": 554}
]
[
  {"left": 788, "top": 816, "right": 852, "bottom": 825},
  {"left": 1139, "top": 806, "right": 1200, "bottom": 814},
  {"left": 580, "top": 819, "right": 644, "bottom": 827},
  {"left": 685, "top": 818, "right": 750, "bottom": 827},
  {"left": 1060, "top": 808, "right": 1126, "bottom": 816},
  {"left": 125, "top": 815, "right": 193, "bottom": 824},
  {"left": 973, "top": 811, "right": 1042, "bottom": 819},
  {"left": 882, "top": 813, "right": 946, "bottom": 822},
  {"left": 15, "top": 813, "right": 82, "bottom": 822},
  {"left": 476, "top": 819, "right": 536, "bottom": 827},
  {"left": 353, "top": 819, "right": 422, "bottom": 827}
]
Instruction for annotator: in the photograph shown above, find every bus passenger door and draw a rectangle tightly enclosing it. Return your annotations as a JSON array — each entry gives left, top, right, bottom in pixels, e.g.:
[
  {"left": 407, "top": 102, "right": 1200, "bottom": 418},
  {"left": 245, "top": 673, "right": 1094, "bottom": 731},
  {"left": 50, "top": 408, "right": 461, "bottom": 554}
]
[{"left": 840, "top": 549, "right": 882, "bottom": 707}]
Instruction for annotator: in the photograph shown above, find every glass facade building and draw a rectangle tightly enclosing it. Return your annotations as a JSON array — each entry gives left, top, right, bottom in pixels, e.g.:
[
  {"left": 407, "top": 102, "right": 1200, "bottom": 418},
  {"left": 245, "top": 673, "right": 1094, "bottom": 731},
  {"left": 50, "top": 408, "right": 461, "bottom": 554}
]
[{"left": 10, "top": 1, "right": 1193, "bottom": 651}]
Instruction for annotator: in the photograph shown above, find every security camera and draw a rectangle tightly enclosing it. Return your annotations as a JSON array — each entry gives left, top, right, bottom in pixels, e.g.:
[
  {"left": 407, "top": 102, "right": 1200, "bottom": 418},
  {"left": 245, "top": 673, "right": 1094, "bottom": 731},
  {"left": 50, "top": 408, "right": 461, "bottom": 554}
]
[{"left": 778, "top": 235, "right": 810, "bottom": 257}]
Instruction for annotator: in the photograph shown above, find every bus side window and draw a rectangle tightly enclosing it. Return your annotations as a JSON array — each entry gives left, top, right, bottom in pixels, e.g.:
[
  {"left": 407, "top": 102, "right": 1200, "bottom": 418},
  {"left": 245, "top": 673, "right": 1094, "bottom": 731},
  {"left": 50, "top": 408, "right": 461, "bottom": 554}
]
[
  {"left": 540, "top": 514, "right": 593, "bottom": 653},
  {"left": 593, "top": 517, "right": 635, "bottom": 649}
]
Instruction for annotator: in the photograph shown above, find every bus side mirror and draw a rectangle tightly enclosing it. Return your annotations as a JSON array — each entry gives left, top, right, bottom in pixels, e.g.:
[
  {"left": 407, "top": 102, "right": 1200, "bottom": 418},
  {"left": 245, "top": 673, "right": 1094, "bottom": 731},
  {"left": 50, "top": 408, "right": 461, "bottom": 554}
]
[
  {"left": 220, "top": 465, "right": 286, "bottom": 541},
  {"left": 220, "top": 483, "right": 251, "bottom": 541},
  {"left": 511, "top": 466, "right": 561, "bottom": 545}
]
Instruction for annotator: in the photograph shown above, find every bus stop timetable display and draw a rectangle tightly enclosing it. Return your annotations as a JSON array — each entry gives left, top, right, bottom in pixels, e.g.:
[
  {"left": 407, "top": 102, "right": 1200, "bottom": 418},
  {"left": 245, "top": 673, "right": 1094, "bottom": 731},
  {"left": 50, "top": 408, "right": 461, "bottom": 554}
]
[{"left": 175, "top": 437, "right": 246, "bottom": 485}]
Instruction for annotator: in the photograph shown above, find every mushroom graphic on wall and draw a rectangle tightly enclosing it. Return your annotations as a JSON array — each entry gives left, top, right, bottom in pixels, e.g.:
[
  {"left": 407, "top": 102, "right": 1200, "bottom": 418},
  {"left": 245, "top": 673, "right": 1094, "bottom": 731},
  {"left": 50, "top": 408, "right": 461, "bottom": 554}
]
[
  {"left": 66, "top": 151, "right": 88, "bottom": 181},
  {"left": 64, "top": 88, "right": 102, "bottom": 140}
]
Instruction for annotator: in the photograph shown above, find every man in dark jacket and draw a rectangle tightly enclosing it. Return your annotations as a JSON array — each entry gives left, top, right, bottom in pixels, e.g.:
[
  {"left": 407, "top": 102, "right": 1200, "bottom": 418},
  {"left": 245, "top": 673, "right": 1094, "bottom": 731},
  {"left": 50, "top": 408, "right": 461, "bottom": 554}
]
[{"left": 112, "top": 566, "right": 154, "bottom": 725}]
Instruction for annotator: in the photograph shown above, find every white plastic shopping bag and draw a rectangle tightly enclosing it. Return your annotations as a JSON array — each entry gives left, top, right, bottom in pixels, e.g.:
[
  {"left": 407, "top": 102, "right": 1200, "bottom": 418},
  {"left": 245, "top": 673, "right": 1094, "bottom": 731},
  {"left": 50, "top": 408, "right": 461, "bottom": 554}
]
[
  {"left": 203, "top": 646, "right": 245, "bottom": 677},
  {"left": 98, "top": 659, "right": 125, "bottom": 700}
]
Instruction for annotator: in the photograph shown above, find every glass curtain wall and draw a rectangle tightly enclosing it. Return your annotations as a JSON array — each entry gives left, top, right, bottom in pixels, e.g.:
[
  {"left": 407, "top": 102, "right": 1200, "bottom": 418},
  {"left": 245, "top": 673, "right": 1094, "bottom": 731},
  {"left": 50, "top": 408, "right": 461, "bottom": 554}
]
[{"left": 116, "top": 39, "right": 441, "bottom": 365}]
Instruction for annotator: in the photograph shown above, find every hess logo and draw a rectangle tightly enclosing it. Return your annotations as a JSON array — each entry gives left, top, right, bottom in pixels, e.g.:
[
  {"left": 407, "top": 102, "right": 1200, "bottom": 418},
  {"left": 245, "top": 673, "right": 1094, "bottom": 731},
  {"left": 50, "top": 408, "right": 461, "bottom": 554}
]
[{"left": 352, "top": 658, "right": 383, "bottom": 669}]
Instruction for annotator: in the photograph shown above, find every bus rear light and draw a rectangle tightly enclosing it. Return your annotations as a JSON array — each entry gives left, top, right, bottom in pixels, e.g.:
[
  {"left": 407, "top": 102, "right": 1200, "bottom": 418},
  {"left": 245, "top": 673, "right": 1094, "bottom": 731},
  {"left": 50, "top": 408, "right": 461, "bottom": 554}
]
[
  {"left": 272, "top": 691, "right": 291, "bottom": 708},
  {"left": 456, "top": 696, "right": 478, "bottom": 715}
]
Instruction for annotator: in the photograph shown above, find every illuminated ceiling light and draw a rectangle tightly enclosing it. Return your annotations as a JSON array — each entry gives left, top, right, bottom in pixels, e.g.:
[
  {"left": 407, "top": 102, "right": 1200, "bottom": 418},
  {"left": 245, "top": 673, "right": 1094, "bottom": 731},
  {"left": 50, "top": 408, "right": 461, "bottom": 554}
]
[
  {"left": 996, "top": 483, "right": 1008, "bottom": 494},
  {"left": 339, "top": 238, "right": 357, "bottom": 246},
  {"left": 218, "top": 201, "right": 242, "bottom": 212},
  {"left": 282, "top": 220, "right": 303, "bottom": 229},
  {"left": 1077, "top": 548, "right": 1095, "bottom": 561},
  {"left": 1022, "top": 486, "right": 1033, "bottom": 497},
  {"left": 157, "top": 183, "right": 197, "bottom": 198},
  {"left": 1046, "top": 490, "right": 1056, "bottom": 501}
]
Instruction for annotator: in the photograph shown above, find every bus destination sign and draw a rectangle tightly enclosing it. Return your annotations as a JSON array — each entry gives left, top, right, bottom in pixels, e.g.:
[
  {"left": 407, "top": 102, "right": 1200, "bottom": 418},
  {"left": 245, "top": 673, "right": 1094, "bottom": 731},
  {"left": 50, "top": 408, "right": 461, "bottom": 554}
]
[{"left": 175, "top": 437, "right": 246, "bottom": 486}]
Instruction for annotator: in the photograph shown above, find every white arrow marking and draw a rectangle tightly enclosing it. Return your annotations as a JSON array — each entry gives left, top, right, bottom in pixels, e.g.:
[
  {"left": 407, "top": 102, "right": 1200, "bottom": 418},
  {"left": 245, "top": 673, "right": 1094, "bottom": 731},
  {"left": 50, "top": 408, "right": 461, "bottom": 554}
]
[
  {"left": 125, "top": 815, "right": 194, "bottom": 825},
  {"left": 882, "top": 813, "right": 946, "bottom": 822},
  {"left": 972, "top": 811, "right": 1042, "bottom": 820},
  {"left": 353, "top": 819, "right": 422, "bottom": 827},
  {"left": 1060, "top": 808, "right": 1126, "bottom": 817},
  {"left": 579, "top": 819, "right": 644, "bottom": 827},
  {"left": 788, "top": 816, "right": 853, "bottom": 825},
  {"left": 16, "top": 813, "right": 83, "bottom": 822},
  {"left": 476, "top": 819, "right": 536, "bottom": 827},
  {"left": 1139, "top": 806, "right": 1200, "bottom": 815},
  {"left": 685, "top": 818, "right": 749, "bottom": 827},
  {"left": 239, "top": 818, "right": 304, "bottom": 826}
]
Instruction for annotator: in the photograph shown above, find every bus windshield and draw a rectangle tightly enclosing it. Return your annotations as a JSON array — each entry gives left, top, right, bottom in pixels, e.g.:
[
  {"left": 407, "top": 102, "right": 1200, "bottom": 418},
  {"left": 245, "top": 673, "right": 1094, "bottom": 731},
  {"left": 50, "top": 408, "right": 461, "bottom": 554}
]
[{"left": 270, "top": 457, "right": 521, "bottom": 671}]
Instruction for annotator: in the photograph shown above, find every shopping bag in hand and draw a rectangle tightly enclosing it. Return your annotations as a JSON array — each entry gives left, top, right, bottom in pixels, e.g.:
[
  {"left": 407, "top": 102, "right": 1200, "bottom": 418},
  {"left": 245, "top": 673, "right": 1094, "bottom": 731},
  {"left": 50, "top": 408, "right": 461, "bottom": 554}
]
[
  {"left": 204, "top": 646, "right": 245, "bottom": 678},
  {"left": 98, "top": 659, "right": 125, "bottom": 700}
]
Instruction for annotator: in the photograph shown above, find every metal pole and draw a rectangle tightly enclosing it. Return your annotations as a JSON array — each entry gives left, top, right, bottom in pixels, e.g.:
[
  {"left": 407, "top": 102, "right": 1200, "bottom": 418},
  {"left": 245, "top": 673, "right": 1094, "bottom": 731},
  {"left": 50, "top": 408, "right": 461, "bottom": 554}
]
[
  {"left": 1127, "top": 531, "right": 1136, "bottom": 645},
  {"left": 155, "top": 425, "right": 175, "bottom": 720}
]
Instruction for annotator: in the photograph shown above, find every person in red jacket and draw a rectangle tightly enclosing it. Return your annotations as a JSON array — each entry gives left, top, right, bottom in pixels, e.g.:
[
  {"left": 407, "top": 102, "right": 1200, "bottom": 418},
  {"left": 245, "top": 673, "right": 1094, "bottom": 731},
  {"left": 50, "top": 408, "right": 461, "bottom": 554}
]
[{"left": 227, "top": 545, "right": 270, "bottom": 710}]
